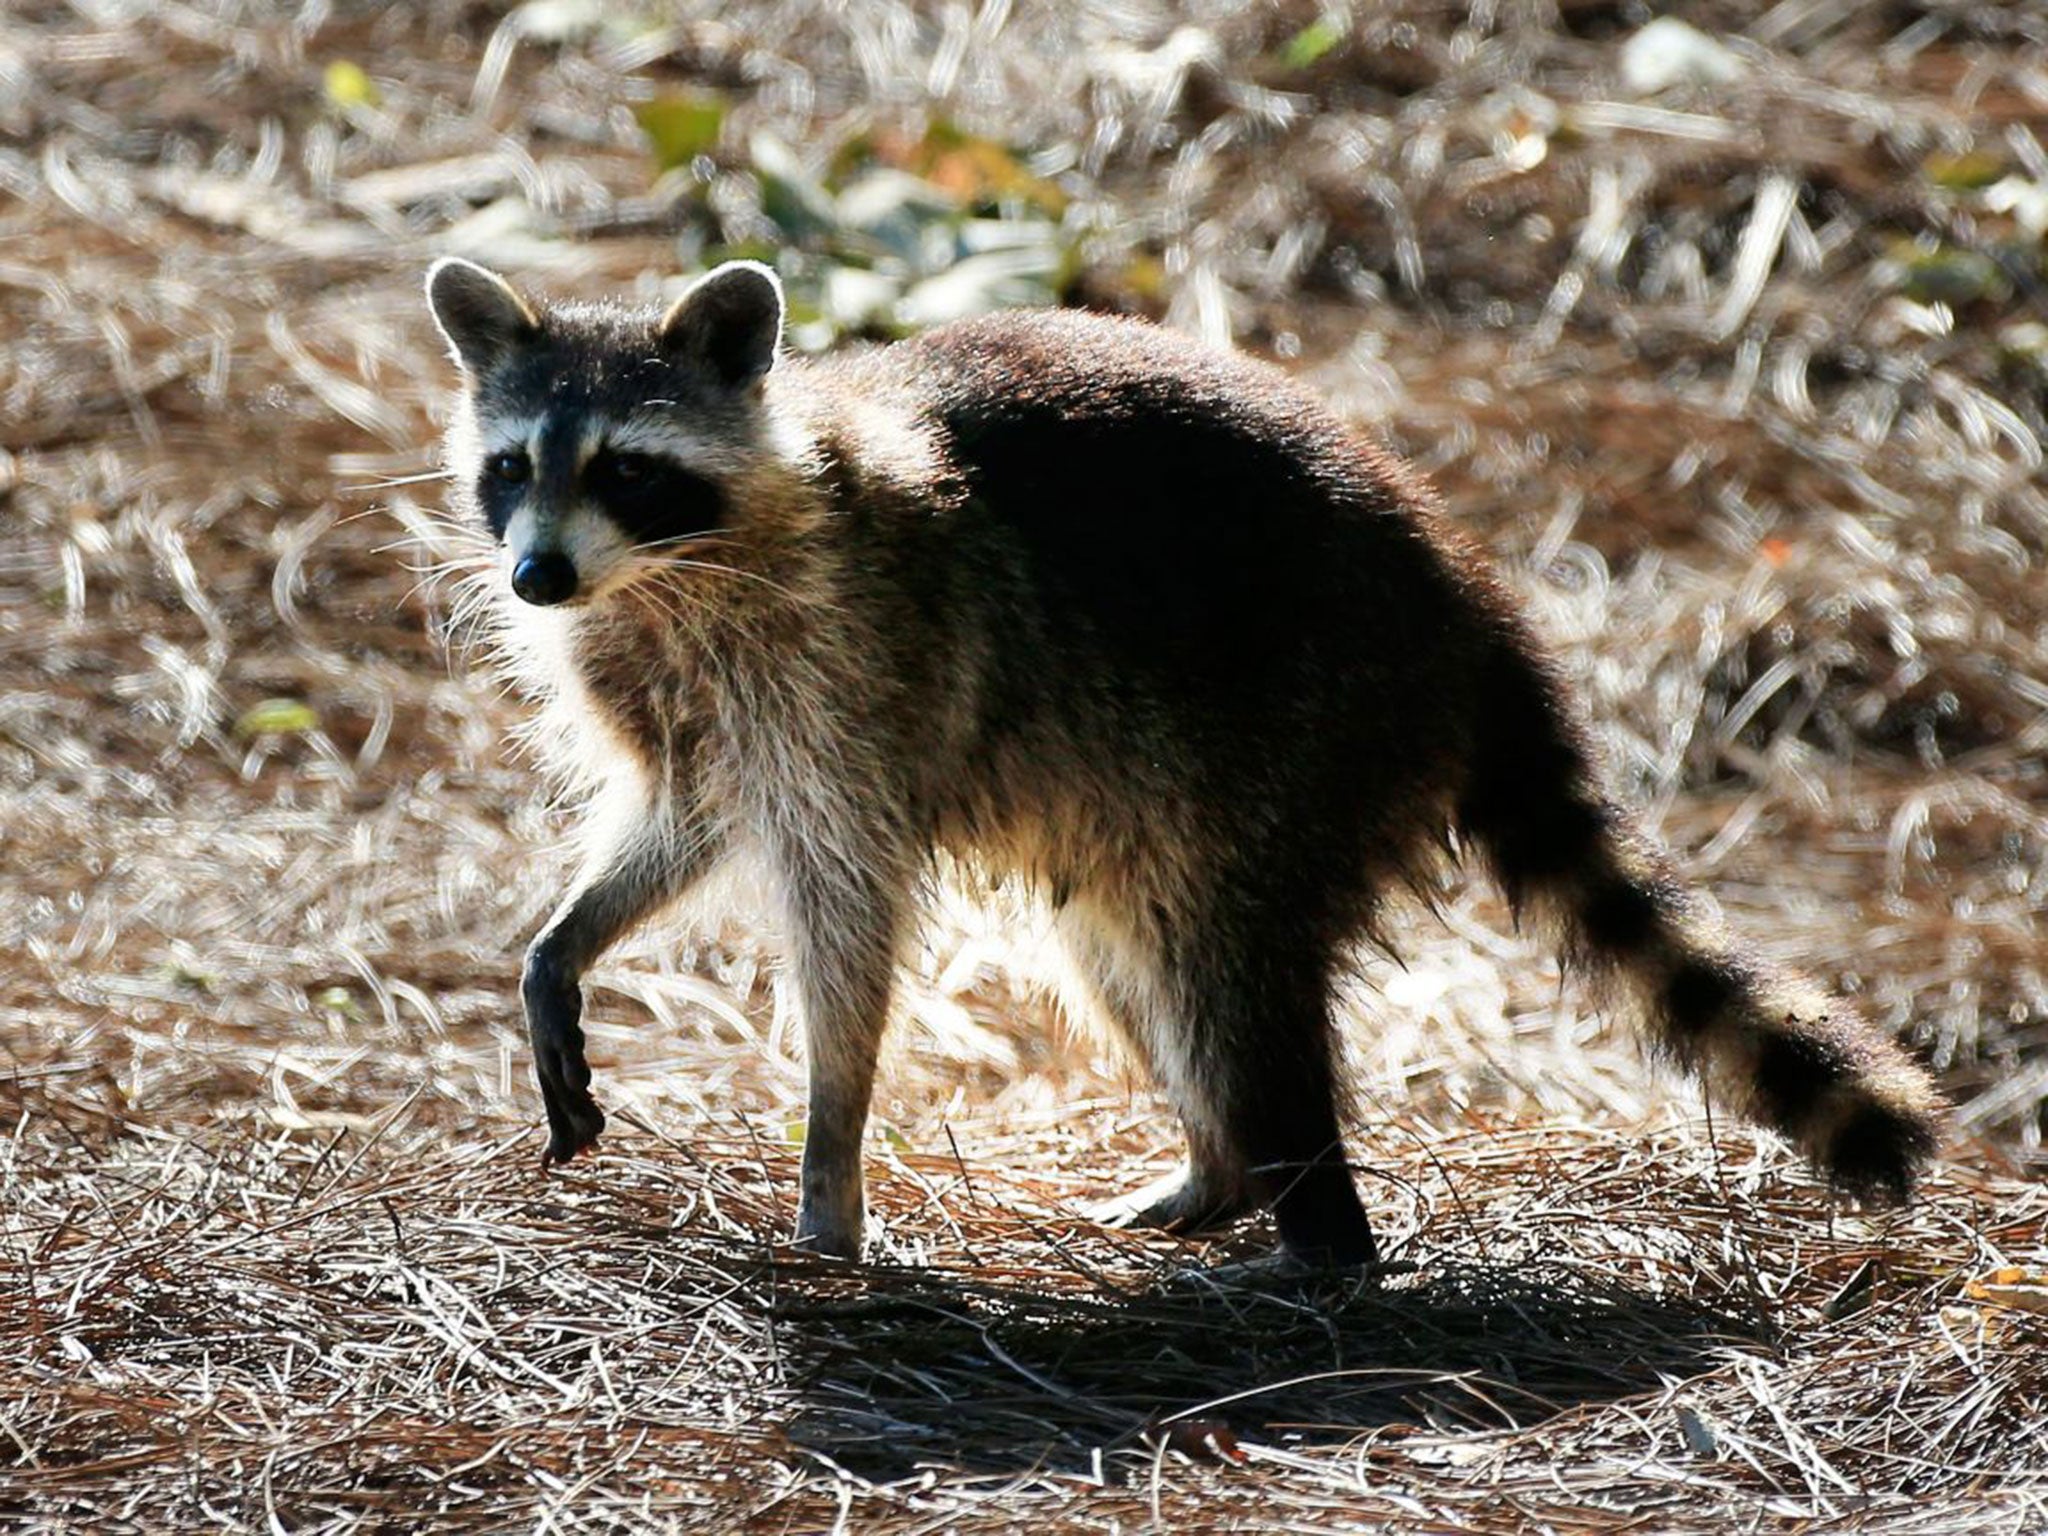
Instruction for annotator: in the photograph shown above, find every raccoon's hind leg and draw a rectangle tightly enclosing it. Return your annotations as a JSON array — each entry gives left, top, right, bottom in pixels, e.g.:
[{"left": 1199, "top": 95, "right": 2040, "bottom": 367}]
[
  {"left": 1178, "top": 917, "right": 1379, "bottom": 1269},
  {"left": 1061, "top": 913, "right": 1252, "bottom": 1235},
  {"left": 1068, "top": 897, "right": 1379, "bottom": 1267}
]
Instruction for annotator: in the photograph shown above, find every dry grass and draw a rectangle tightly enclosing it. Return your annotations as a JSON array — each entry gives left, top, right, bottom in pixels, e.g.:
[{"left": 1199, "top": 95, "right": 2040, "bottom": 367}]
[{"left": 5, "top": 0, "right": 2048, "bottom": 1529}]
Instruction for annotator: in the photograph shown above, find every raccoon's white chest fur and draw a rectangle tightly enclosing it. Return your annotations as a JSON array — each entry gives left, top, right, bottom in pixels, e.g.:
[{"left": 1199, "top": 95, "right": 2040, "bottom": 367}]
[{"left": 490, "top": 601, "right": 630, "bottom": 797}]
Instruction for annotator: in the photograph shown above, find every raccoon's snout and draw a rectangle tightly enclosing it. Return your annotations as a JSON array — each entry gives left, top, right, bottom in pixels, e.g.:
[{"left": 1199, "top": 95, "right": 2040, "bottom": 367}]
[{"left": 512, "top": 551, "right": 580, "bottom": 607}]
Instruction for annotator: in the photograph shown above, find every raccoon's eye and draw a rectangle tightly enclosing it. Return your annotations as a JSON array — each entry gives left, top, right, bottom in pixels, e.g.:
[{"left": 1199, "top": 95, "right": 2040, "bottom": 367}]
[
  {"left": 583, "top": 446, "right": 725, "bottom": 545},
  {"left": 486, "top": 450, "right": 531, "bottom": 483}
]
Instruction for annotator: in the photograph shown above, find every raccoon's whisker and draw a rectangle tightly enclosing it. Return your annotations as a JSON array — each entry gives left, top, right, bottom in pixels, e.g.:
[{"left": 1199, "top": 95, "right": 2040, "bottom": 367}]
[
  {"left": 392, "top": 502, "right": 480, "bottom": 530},
  {"left": 397, "top": 552, "right": 491, "bottom": 581},
  {"left": 394, "top": 554, "right": 482, "bottom": 580},
  {"left": 628, "top": 585, "right": 712, "bottom": 652},
  {"left": 631, "top": 536, "right": 748, "bottom": 563},
  {"left": 415, "top": 553, "right": 494, "bottom": 590},
  {"left": 376, "top": 518, "right": 491, "bottom": 548},
  {"left": 443, "top": 582, "right": 497, "bottom": 638},
  {"left": 614, "top": 566, "right": 678, "bottom": 610},
  {"left": 441, "top": 621, "right": 490, "bottom": 667},
  {"left": 614, "top": 550, "right": 797, "bottom": 603},
  {"left": 661, "top": 558, "right": 799, "bottom": 602},
  {"left": 639, "top": 575, "right": 712, "bottom": 631},
  {"left": 409, "top": 566, "right": 498, "bottom": 629},
  {"left": 380, "top": 512, "right": 494, "bottom": 560},
  {"left": 627, "top": 583, "right": 691, "bottom": 636},
  {"left": 443, "top": 570, "right": 503, "bottom": 639},
  {"left": 399, "top": 572, "right": 451, "bottom": 610},
  {"left": 642, "top": 539, "right": 743, "bottom": 559},
  {"left": 383, "top": 542, "right": 444, "bottom": 565},
  {"left": 342, "top": 469, "right": 460, "bottom": 494},
  {"left": 631, "top": 527, "right": 738, "bottom": 552}
]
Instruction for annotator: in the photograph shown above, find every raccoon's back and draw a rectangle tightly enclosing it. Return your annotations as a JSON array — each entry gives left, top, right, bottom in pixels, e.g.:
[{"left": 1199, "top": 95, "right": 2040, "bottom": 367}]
[{"left": 888, "top": 310, "right": 1489, "bottom": 718}]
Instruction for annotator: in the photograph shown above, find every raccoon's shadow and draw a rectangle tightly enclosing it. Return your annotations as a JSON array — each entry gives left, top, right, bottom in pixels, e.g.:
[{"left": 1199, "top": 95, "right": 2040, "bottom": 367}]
[{"left": 771, "top": 1250, "right": 1765, "bottom": 1478}]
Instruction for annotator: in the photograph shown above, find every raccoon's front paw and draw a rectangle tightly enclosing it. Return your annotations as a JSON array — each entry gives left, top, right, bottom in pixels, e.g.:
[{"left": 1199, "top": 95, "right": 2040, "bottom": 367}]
[
  {"left": 1090, "top": 1165, "right": 1252, "bottom": 1237},
  {"left": 523, "top": 944, "right": 605, "bottom": 1168},
  {"left": 540, "top": 1089, "right": 606, "bottom": 1169}
]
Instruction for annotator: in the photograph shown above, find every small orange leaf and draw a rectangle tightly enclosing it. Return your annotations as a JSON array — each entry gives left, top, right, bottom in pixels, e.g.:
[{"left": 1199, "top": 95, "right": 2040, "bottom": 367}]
[{"left": 1965, "top": 1267, "right": 2048, "bottom": 1316}]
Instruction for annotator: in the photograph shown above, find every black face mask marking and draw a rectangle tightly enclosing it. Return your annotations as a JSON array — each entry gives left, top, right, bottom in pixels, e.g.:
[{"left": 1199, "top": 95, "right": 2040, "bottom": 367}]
[
  {"left": 582, "top": 447, "right": 728, "bottom": 549},
  {"left": 476, "top": 451, "right": 530, "bottom": 539}
]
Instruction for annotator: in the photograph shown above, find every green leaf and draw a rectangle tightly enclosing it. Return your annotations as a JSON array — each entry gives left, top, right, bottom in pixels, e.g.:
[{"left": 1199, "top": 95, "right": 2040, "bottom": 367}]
[
  {"left": 1925, "top": 150, "right": 2004, "bottom": 191},
  {"left": 704, "top": 240, "right": 780, "bottom": 268},
  {"left": 1894, "top": 243, "right": 2008, "bottom": 305},
  {"left": 635, "top": 92, "right": 725, "bottom": 173},
  {"left": 1279, "top": 18, "right": 1343, "bottom": 70},
  {"left": 1118, "top": 252, "right": 1168, "bottom": 303},
  {"left": 234, "top": 698, "right": 320, "bottom": 738},
  {"left": 314, "top": 986, "right": 365, "bottom": 1022},
  {"left": 323, "top": 60, "right": 379, "bottom": 109},
  {"left": 157, "top": 962, "right": 214, "bottom": 993},
  {"left": 752, "top": 132, "right": 838, "bottom": 239}
]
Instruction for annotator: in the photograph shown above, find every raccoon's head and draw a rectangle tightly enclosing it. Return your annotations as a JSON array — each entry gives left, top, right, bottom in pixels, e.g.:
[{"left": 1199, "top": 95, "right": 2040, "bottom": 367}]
[{"left": 425, "top": 258, "right": 786, "bottom": 608}]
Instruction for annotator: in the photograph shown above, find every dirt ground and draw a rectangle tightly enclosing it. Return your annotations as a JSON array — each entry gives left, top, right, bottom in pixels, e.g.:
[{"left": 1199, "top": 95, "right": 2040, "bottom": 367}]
[{"left": 4, "top": 1, "right": 2048, "bottom": 1531}]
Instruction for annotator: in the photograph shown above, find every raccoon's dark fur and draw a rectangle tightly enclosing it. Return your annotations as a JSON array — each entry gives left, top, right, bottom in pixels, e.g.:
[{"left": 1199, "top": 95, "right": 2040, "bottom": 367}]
[{"left": 426, "top": 257, "right": 1944, "bottom": 1265}]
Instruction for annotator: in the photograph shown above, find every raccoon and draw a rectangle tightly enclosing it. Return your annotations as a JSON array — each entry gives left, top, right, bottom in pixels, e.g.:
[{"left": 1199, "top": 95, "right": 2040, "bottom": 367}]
[{"left": 425, "top": 257, "right": 1943, "bottom": 1265}]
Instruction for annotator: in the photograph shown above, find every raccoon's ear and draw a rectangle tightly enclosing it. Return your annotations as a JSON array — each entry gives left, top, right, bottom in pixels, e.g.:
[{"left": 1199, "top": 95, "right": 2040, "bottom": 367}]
[
  {"left": 426, "top": 258, "right": 540, "bottom": 375},
  {"left": 660, "top": 261, "right": 784, "bottom": 387}
]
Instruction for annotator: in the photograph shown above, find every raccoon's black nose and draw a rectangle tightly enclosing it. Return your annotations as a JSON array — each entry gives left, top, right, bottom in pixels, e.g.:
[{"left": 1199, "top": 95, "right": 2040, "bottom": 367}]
[{"left": 511, "top": 551, "right": 579, "bottom": 606}]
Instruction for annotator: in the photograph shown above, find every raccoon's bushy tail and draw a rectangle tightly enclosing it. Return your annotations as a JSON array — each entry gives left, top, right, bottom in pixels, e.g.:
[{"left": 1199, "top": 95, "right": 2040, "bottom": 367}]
[{"left": 1452, "top": 624, "right": 1943, "bottom": 1201}]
